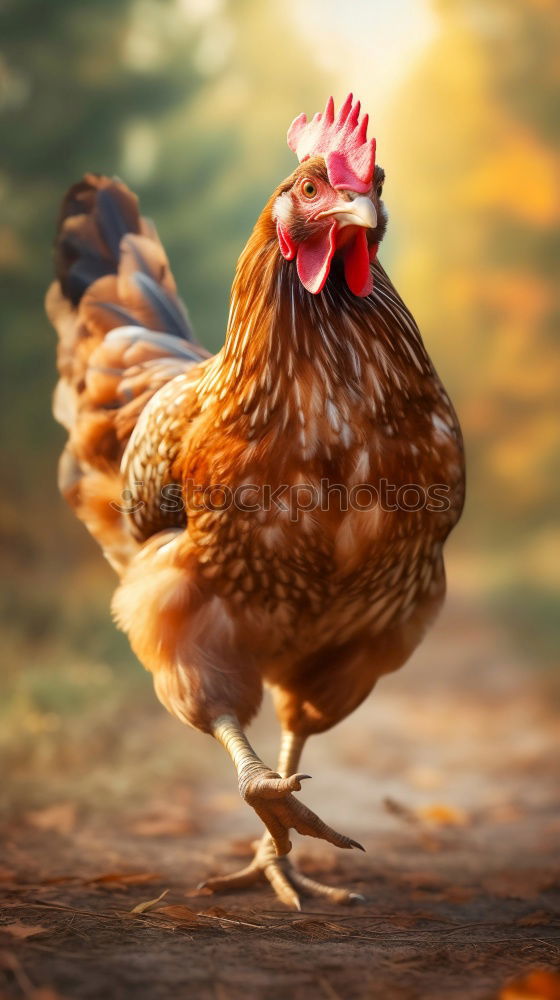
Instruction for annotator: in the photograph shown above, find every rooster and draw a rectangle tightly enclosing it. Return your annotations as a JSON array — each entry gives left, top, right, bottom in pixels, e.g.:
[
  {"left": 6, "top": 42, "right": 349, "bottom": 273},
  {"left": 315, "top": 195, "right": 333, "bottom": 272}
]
[{"left": 47, "top": 95, "right": 465, "bottom": 908}]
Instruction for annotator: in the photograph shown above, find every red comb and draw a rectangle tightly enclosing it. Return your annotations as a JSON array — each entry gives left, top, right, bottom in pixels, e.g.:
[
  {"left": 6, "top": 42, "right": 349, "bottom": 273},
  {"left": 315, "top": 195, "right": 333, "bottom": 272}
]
[{"left": 287, "top": 94, "right": 376, "bottom": 194}]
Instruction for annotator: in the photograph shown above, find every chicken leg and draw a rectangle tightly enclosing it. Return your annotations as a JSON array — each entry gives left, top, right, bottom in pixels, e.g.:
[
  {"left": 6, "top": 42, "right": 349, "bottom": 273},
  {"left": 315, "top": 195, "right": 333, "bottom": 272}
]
[{"left": 203, "top": 720, "right": 365, "bottom": 908}]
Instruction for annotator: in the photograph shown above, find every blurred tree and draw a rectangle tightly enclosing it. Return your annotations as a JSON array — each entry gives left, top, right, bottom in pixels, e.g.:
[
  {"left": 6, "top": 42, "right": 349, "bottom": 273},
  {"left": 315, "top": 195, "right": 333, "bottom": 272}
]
[
  {"left": 386, "top": 0, "right": 560, "bottom": 622},
  {"left": 0, "top": 0, "right": 326, "bottom": 658},
  {"left": 1, "top": 0, "right": 201, "bottom": 572}
]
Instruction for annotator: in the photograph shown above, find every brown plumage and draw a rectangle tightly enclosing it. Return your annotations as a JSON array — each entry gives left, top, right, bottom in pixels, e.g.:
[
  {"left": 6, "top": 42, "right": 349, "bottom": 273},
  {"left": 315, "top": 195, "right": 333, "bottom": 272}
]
[{"left": 47, "top": 101, "right": 464, "bottom": 908}]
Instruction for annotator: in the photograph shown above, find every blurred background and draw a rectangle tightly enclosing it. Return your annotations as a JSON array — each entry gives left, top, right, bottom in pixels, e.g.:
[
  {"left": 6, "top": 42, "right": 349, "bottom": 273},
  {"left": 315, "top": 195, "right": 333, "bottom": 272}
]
[{"left": 0, "top": 0, "right": 558, "bottom": 812}]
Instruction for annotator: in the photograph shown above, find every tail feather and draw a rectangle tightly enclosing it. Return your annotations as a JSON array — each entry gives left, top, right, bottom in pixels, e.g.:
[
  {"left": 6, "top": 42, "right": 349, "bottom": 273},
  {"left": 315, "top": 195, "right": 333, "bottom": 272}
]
[
  {"left": 54, "top": 174, "right": 142, "bottom": 303},
  {"left": 96, "top": 184, "right": 141, "bottom": 259},
  {"left": 132, "top": 271, "right": 192, "bottom": 341},
  {"left": 47, "top": 173, "right": 208, "bottom": 572}
]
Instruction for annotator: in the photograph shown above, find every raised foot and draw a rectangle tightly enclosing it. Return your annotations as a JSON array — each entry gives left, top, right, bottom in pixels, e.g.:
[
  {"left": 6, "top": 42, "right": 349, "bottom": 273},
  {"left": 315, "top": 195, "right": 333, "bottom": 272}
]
[
  {"left": 200, "top": 835, "right": 367, "bottom": 910},
  {"left": 238, "top": 765, "right": 364, "bottom": 856}
]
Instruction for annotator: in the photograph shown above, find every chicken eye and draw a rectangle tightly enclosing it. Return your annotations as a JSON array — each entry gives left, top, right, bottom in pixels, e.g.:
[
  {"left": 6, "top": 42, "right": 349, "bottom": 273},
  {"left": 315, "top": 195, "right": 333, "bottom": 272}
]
[{"left": 301, "top": 180, "right": 317, "bottom": 199}]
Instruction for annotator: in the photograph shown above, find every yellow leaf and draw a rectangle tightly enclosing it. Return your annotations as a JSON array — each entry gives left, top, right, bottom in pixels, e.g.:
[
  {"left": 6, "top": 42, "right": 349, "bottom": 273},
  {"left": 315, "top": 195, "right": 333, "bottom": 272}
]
[
  {"left": 417, "top": 803, "right": 469, "bottom": 827},
  {"left": 131, "top": 889, "right": 169, "bottom": 914},
  {"left": 500, "top": 969, "right": 560, "bottom": 1000}
]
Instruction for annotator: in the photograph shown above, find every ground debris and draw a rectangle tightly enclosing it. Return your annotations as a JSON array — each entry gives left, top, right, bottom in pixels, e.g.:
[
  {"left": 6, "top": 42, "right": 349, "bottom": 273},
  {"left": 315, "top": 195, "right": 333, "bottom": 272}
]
[
  {"left": 25, "top": 804, "right": 77, "bottom": 836},
  {"left": 130, "top": 889, "right": 169, "bottom": 914},
  {"left": 0, "top": 922, "right": 48, "bottom": 940},
  {"left": 1, "top": 600, "right": 558, "bottom": 999},
  {"left": 500, "top": 969, "right": 560, "bottom": 999}
]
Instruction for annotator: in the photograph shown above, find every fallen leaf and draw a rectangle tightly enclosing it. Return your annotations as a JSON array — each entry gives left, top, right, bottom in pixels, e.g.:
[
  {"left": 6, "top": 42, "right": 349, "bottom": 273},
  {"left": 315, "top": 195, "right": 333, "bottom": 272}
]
[
  {"left": 131, "top": 889, "right": 169, "bottom": 914},
  {"left": 86, "top": 872, "right": 160, "bottom": 887},
  {"left": 417, "top": 803, "right": 469, "bottom": 827},
  {"left": 517, "top": 910, "right": 554, "bottom": 927},
  {"left": 500, "top": 969, "right": 560, "bottom": 1000},
  {"left": 291, "top": 918, "right": 351, "bottom": 939},
  {"left": 185, "top": 885, "right": 213, "bottom": 898},
  {"left": 153, "top": 905, "right": 201, "bottom": 926},
  {"left": 385, "top": 797, "right": 470, "bottom": 829},
  {"left": 1, "top": 922, "right": 47, "bottom": 940},
  {"left": 25, "top": 803, "right": 76, "bottom": 835}
]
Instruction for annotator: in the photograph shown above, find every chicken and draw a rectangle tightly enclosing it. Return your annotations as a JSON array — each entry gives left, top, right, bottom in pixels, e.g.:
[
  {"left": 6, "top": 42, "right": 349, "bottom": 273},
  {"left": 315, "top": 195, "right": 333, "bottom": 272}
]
[{"left": 46, "top": 94, "right": 465, "bottom": 909}]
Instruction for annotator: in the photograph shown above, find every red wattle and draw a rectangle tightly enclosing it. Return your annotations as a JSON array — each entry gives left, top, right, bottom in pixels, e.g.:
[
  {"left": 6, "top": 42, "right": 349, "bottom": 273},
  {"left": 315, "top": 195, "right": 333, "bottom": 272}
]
[
  {"left": 277, "top": 221, "right": 297, "bottom": 260},
  {"left": 296, "top": 222, "right": 337, "bottom": 294},
  {"left": 343, "top": 228, "right": 373, "bottom": 297}
]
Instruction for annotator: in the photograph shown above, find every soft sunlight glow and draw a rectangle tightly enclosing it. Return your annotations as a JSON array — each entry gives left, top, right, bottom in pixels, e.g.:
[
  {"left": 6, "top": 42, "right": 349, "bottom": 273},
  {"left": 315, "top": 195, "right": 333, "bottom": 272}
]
[{"left": 288, "top": 0, "right": 438, "bottom": 113}]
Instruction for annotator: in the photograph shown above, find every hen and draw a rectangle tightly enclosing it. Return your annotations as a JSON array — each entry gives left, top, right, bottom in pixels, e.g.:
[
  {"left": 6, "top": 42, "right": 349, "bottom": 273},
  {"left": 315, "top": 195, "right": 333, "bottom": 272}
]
[{"left": 47, "top": 95, "right": 465, "bottom": 908}]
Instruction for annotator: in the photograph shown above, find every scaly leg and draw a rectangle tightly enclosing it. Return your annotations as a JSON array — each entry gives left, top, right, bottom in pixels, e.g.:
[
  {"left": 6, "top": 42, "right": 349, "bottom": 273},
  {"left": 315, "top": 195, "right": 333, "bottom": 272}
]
[{"left": 202, "top": 723, "right": 365, "bottom": 908}]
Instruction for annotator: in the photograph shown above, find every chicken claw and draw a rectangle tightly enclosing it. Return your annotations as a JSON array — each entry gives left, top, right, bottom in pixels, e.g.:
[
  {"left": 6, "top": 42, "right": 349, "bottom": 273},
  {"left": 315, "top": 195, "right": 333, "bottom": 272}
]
[
  {"left": 201, "top": 834, "right": 366, "bottom": 910},
  {"left": 240, "top": 764, "right": 364, "bottom": 856},
  {"left": 213, "top": 715, "right": 364, "bottom": 857}
]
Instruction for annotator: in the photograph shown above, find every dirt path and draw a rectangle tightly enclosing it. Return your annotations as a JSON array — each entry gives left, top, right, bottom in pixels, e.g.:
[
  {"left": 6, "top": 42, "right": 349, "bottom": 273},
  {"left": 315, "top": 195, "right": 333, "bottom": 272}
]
[{"left": 1, "top": 599, "right": 559, "bottom": 999}]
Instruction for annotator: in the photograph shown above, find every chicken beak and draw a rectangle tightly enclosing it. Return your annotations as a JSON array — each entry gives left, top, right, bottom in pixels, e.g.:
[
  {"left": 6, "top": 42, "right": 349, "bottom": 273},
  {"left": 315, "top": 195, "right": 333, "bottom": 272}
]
[{"left": 317, "top": 194, "right": 377, "bottom": 230}]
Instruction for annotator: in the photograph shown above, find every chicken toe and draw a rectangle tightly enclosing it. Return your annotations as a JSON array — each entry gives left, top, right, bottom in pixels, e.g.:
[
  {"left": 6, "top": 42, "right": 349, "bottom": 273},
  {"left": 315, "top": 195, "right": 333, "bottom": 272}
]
[
  {"left": 201, "top": 834, "right": 366, "bottom": 910},
  {"left": 213, "top": 714, "right": 363, "bottom": 857},
  {"left": 242, "top": 768, "right": 363, "bottom": 856}
]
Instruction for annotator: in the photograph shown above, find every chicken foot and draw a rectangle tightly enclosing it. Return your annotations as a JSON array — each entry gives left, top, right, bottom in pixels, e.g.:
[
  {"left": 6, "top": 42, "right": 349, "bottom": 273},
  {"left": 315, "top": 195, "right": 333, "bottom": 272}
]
[
  {"left": 203, "top": 721, "right": 365, "bottom": 908},
  {"left": 212, "top": 716, "right": 361, "bottom": 856}
]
